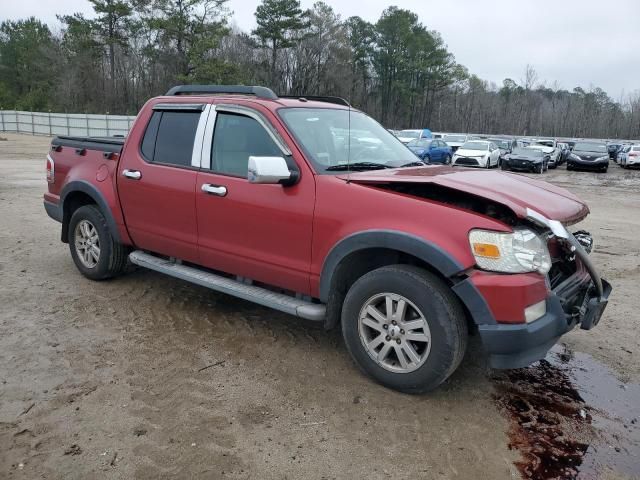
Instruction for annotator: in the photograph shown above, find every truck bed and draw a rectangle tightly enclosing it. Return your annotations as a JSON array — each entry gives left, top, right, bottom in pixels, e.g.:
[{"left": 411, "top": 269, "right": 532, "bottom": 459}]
[{"left": 51, "top": 135, "right": 126, "bottom": 154}]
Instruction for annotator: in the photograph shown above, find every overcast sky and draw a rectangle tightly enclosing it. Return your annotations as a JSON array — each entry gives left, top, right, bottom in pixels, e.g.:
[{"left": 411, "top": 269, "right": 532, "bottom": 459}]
[{"left": 3, "top": 0, "right": 639, "bottom": 99}]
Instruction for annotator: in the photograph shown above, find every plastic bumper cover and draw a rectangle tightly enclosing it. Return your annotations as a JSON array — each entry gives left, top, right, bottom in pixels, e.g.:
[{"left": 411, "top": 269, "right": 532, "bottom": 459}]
[
  {"left": 44, "top": 200, "right": 62, "bottom": 223},
  {"left": 478, "top": 278, "right": 610, "bottom": 369}
]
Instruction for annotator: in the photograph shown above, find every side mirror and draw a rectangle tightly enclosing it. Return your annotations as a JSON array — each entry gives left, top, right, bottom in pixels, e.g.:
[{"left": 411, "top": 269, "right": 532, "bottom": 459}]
[{"left": 248, "top": 156, "right": 295, "bottom": 185}]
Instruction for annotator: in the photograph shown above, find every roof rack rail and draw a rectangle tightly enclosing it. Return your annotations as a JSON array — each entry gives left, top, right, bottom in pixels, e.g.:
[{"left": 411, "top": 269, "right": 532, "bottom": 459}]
[
  {"left": 280, "top": 95, "right": 351, "bottom": 107},
  {"left": 165, "top": 85, "right": 278, "bottom": 100}
]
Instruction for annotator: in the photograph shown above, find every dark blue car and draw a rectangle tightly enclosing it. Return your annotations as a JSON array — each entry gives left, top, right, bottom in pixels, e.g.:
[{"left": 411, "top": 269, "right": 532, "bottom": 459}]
[{"left": 407, "top": 138, "right": 452, "bottom": 164}]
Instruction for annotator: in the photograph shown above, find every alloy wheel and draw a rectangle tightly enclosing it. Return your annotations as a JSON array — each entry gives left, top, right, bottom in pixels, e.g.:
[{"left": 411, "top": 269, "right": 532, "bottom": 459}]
[
  {"left": 358, "top": 293, "right": 432, "bottom": 373},
  {"left": 74, "top": 219, "right": 100, "bottom": 268}
]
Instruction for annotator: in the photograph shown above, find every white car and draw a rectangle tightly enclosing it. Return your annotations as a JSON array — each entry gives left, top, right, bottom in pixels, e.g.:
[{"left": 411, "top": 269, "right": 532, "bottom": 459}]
[
  {"left": 621, "top": 144, "right": 640, "bottom": 168},
  {"left": 442, "top": 133, "right": 468, "bottom": 153},
  {"left": 396, "top": 129, "right": 424, "bottom": 144},
  {"left": 452, "top": 140, "right": 501, "bottom": 168}
]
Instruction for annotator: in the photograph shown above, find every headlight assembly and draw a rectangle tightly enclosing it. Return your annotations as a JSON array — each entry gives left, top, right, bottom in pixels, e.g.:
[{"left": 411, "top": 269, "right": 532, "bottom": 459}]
[{"left": 469, "top": 228, "right": 551, "bottom": 274}]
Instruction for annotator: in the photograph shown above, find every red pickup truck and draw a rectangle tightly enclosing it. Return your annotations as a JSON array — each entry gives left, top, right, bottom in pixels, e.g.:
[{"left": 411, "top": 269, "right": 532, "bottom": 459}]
[{"left": 43, "top": 85, "right": 611, "bottom": 393}]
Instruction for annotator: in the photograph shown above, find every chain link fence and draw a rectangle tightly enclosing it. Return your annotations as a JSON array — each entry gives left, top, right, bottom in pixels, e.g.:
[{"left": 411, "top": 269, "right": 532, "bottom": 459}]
[{"left": 0, "top": 110, "right": 136, "bottom": 137}]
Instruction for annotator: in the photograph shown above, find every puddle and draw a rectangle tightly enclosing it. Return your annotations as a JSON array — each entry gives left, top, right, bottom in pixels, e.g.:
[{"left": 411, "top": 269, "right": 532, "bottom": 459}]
[{"left": 493, "top": 344, "right": 640, "bottom": 479}]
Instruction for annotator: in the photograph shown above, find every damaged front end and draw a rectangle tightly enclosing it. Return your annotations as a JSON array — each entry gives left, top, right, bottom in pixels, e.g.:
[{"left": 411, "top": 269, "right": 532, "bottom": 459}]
[{"left": 527, "top": 209, "right": 611, "bottom": 331}]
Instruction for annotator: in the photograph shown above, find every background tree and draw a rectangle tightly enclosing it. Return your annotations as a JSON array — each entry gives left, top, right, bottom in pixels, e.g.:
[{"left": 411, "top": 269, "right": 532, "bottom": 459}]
[
  {"left": 252, "top": 0, "right": 307, "bottom": 90},
  {"left": 0, "top": 18, "right": 57, "bottom": 110},
  {"left": 0, "top": 2, "right": 638, "bottom": 139}
]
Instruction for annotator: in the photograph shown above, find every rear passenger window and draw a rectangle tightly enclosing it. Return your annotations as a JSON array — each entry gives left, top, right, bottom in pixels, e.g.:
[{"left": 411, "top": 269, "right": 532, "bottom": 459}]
[
  {"left": 211, "top": 112, "right": 281, "bottom": 177},
  {"left": 141, "top": 110, "right": 200, "bottom": 167}
]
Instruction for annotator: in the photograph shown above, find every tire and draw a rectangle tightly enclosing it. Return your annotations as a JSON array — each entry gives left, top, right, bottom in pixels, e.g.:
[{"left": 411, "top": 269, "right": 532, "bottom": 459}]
[
  {"left": 485, "top": 158, "right": 491, "bottom": 169},
  {"left": 341, "top": 265, "right": 468, "bottom": 394},
  {"left": 567, "top": 164, "right": 573, "bottom": 171},
  {"left": 445, "top": 154, "right": 451, "bottom": 165},
  {"left": 68, "top": 204, "right": 128, "bottom": 280},
  {"left": 501, "top": 162, "right": 509, "bottom": 171},
  {"left": 536, "top": 164, "right": 543, "bottom": 174}
]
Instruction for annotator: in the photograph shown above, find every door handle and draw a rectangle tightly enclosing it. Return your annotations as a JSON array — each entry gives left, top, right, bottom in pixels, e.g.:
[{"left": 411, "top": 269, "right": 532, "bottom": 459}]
[
  {"left": 122, "top": 169, "right": 142, "bottom": 180},
  {"left": 201, "top": 183, "right": 227, "bottom": 197}
]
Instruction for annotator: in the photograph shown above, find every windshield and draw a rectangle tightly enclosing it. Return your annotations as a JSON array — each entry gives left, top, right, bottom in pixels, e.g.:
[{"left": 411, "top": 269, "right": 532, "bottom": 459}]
[
  {"left": 516, "top": 148, "right": 543, "bottom": 157},
  {"left": 444, "top": 134, "right": 466, "bottom": 143},
  {"left": 399, "top": 130, "right": 420, "bottom": 139},
  {"left": 278, "top": 108, "right": 417, "bottom": 172},
  {"left": 574, "top": 142, "right": 607, "bottom": 153},
  {"left": 460, "top": 141, "right": 488, "bottom": 151},
  {"left": 407, "top": 139, "right": 432, "bottom": 148}
]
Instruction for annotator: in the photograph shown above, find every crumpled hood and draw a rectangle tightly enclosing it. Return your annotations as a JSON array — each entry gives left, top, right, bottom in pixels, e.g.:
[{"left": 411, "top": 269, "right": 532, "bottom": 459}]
[{"left": 338, "top": 165, "right": 589, "bottom": 225}]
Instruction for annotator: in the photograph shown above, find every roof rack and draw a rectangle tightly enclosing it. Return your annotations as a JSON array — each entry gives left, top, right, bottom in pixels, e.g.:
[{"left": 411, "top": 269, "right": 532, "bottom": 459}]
[
  {"left": 280, "top": 95, "right": 351, "bottom": 107},
  {"left": 165, "top": 85, "right": 278, "bottom": 100},
  {"left": 164, "top": 85, "right": 351, "bottom": 107}
]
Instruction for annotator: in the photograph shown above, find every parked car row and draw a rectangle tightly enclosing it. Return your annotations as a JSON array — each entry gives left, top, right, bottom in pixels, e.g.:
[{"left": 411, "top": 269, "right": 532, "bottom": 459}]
[
  {"left": 614, "top": 142, "right": 640, "bottom": 168},
  {"left": 388, "top": 129, "right": 639, "bottom": 173}
]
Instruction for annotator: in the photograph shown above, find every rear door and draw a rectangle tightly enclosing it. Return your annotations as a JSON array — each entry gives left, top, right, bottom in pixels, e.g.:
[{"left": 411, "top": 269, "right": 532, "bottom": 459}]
[
  {"left": 118, "top": 103, "right": 209, "bottom": 263},
  {"left": 194, "top": 104, "right": 315, "bottom": 295}
]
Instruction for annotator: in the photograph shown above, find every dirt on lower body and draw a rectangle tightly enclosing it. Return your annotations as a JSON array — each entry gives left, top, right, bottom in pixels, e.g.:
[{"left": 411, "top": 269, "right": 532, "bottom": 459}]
[{"left": 0, "top": 133, "right": 639, "bottom": 479}]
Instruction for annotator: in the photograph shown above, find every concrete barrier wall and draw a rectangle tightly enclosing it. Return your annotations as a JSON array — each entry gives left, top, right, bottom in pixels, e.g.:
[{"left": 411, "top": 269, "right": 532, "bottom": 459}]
[{"left": 0, "top": 110, "right": 136, "bottom": 137}]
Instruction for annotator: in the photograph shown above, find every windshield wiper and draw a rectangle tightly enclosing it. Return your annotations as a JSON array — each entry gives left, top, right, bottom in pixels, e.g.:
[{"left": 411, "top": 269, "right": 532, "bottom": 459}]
[
  {"left": 399, "top": 161, "right": 426, "bottom": 168},
  {"left": 325, "top": 162, "right": 392, "bottom": 171}
]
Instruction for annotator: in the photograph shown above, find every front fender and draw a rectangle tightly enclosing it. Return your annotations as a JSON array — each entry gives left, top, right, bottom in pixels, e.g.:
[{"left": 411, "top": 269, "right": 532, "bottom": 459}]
[{"left": 319, "top": 229, "right": 497, "bottom": 327}]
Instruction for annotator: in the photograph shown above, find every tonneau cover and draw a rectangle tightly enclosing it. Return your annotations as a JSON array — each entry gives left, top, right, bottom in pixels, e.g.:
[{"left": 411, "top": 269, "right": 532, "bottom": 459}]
[{"left": 52, "top": 135, "right": 126, "bottom": 153}]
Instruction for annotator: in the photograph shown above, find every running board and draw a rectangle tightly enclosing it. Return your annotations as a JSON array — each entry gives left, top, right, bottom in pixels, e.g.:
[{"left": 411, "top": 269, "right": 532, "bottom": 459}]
[{"left": 129, "top": 250, "right": 326, "bottom": 321}]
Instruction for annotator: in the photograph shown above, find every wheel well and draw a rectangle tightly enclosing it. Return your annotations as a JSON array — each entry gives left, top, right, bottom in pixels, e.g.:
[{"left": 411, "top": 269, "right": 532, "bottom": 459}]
[
  {"left": 323, "top": 247, "right": 475, "bottom": 333},
  {"left": 61, "top": 191, "right": 96, "bottom": 243}
]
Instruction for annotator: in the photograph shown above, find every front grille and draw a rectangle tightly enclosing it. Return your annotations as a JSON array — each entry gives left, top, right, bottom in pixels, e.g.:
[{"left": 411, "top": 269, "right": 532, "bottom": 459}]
[{"left": 455, "top": 157, "right": 479, "bottom": 166}]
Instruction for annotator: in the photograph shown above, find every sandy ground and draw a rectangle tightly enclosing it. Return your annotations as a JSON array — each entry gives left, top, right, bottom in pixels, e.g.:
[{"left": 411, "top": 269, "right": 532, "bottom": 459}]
[{"left": 0, "top": 132, "right": 638, "bottom": 479}]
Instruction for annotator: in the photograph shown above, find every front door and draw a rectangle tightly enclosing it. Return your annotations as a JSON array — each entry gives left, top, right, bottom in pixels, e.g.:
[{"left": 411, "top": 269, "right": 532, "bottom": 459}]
[{"left": 195, "top": 106, "right": 315, "bottom": 295}]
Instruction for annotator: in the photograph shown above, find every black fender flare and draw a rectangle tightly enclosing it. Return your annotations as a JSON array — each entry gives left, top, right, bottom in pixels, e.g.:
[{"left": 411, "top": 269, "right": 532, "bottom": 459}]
[
  {"left": 60, "top": 180, "right": 121, "bottom": 243},
  {"left": 319, "top": 230, "right": 496, "bottom": 326}
]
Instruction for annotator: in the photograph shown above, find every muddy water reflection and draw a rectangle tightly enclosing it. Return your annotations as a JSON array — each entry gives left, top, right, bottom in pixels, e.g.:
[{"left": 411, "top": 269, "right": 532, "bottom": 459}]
[{"left": 494, "top": 344, "right": 640, "bottom": 480}]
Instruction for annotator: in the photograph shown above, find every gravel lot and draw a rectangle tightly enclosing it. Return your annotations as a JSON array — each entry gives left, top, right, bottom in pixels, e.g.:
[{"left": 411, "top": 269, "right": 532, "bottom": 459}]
[{"left": 0, "top": 133, "right": 638, "bottom": 479}]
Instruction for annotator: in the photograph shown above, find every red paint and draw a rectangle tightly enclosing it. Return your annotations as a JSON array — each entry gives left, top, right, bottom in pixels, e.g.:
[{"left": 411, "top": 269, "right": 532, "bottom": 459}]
[{"left": 45, "top": 94, "right": 593, "bottom": 325}]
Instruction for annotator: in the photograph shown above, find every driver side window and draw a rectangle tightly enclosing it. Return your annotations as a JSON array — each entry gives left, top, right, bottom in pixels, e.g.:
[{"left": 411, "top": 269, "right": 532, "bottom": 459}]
[{"left": 210, "top": 112, "right": 281, "bottom": 177}]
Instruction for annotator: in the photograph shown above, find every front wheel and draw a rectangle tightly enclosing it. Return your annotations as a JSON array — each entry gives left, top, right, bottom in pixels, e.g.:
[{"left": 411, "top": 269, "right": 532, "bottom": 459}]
[
  {"left": 535, "top": 164, "right": 543, "bottom": 174},
  {"left": 341, "top": 265, "right": 468, "bottom": 393},
  {"left": 444, "top": 154, "right": 451, "bottom": 164},
  {"left": 69, "top": 205, "right": 128, "bottom": 280}
]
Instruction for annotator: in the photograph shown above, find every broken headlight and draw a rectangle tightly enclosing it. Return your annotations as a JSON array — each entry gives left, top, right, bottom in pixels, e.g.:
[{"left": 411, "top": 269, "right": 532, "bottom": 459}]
[{"left": 469, "top": 228, "right": 552, "bottom": 274}]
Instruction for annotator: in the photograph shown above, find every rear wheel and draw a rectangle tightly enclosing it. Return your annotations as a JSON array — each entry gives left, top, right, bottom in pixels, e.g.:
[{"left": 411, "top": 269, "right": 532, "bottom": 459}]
[
  {"left": 341, "top": 265, "right": 468, "bottom": 393},
  {"left": 69, "top": 205, "right": 128, "bottom": 280}
]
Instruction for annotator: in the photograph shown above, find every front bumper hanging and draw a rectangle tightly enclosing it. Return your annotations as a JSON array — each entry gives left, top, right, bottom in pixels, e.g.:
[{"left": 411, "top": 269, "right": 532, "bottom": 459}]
[{"left": 478, "top": 209, "right": 612, "bottom": 369}]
